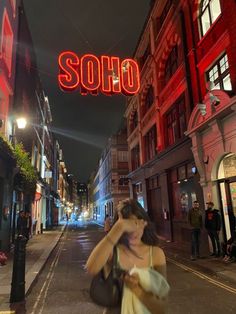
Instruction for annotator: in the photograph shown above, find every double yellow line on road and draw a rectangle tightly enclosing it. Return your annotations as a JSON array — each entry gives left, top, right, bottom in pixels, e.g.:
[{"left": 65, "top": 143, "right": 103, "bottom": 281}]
[{"left": 168, "top": 257, "right": 236, "bottom": 294}]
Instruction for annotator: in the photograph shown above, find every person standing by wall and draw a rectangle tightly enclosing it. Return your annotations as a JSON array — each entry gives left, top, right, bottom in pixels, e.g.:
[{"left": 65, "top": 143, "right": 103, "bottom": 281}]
[
  {"left": 17, "top": 211, "right": 26, "bottom": 237},
  {"left": 25, "top": 212, "right": 32, "bottom": 240},
  {"left": 188, "top": 201, "right": 203, "bottom": 261},
  {"left": 205, "top": 201, "right": 221, "bottom": 257}
]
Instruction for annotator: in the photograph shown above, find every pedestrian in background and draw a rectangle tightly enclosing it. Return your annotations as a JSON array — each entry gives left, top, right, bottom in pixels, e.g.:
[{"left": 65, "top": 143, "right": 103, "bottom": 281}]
[
  {"left": 104, "top": 214, "right": 111, "bottom": 233},
  {"left": 222, "top": 231, "right": 236, "bottom": 262},
  {"left": 205, "top": 201, "right": 221, "bottom": 257},
  {"left": 17, "top": 210, "right": 26, "bottom": 237},
  {"left": 66, "top": 212, "right": 69, "bottom": 223},
  {"left": 25, "top": 212, "right": 32, "bottom": 240},
  {"left": 188, "top": 200, "right": 202, "bottom": 261}
]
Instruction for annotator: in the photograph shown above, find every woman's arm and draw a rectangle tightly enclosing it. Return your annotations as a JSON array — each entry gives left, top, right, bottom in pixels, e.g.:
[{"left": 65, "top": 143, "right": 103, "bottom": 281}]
[
  {"left": 86, "top": 218, "right": 147, "bottom": 275},
  {"left": 85, "top": 221, "right": 123, "bottom": 275}
]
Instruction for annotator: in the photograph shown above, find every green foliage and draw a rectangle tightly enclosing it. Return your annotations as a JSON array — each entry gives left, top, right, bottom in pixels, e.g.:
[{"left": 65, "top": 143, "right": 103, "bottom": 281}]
[
  {"left": 0, "top": 135, "right": 37, "bottom": 196},
  {"left": 0, "top": 134, "right": 14, "bottom": 156},
  {"left": 13, "top": 143, "right": 38, "bottom": 194}
]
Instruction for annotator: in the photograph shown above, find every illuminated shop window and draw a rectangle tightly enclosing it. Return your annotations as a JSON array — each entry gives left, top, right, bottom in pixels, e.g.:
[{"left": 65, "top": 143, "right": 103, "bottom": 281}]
[
  {"left": 166, "top": 96, "right": 186, "bottom": 147},
  {"left": 199, "top": 0, "right": 221, "bottom": 36},
  {"left": 206, "top": 53, "right": 232, "bottom": 90},
  {"left": 0, "top": 10, "right": 14, "bottom": 75},
  {"left": 165, "top": 45, "right": 178, "bottom": 83},
  {"left": 144, "top": 124, "right": 157, "bottom": 162}
]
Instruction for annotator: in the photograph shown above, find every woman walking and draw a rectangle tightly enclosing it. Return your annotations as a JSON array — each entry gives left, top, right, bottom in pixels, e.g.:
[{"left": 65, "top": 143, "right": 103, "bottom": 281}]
[{"left": 86, "top": 199, "right": 169, "bottom": 314}]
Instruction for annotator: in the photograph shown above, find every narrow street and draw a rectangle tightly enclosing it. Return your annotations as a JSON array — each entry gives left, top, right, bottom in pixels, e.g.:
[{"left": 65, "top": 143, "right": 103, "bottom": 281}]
[{"left": 9, "top": 221, "right": 236, "bottom": 314}]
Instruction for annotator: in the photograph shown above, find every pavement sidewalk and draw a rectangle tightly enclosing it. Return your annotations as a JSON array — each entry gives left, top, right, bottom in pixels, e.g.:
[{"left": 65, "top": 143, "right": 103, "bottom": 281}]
[
  {"left": 0, "top": 224, "right": 65, "bottom": 308},
  {"left": 160, "top": 239, "right": 236, "bottom": 285}
]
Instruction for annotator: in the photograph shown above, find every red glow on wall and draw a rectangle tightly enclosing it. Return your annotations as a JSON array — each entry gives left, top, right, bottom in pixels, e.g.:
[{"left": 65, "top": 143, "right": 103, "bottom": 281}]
[{"left": 58, "top": 52, "right": 140, "bottom": 96}]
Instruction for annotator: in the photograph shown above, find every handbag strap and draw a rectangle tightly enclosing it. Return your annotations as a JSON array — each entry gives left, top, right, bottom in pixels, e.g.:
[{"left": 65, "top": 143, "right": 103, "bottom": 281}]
[{"left": 112, "top": 246, "right": 120, "bottom": 277}]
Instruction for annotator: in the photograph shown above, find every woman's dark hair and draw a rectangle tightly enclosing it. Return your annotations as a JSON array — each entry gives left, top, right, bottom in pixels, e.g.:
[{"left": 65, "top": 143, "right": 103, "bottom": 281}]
[{"left": 113, "top": 198, "right": 159, "bottom": 247}]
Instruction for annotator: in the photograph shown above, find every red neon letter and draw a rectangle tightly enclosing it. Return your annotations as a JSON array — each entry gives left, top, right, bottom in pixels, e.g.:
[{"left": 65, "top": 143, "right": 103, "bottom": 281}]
[
  {"left": 101, "top": 56, "right": 121, "bottom": 95},
  {"left": 121, "top": 59, "right": 140, "bottom": 96},
  {"left": 58, "top": 51, "right": 80, "bottom": 91},
  {"left": 80, "top": 54, "right": 100, "bottom": 93}
]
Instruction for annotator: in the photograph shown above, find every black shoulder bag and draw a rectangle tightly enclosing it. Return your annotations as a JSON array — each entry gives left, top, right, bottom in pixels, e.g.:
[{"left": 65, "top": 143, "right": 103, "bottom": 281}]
[{"left": 89, "top": 246, "right": 123, "bottom": 308}]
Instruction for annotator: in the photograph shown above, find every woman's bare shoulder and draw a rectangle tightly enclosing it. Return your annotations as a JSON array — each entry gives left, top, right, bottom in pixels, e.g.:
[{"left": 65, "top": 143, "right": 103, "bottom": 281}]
[
  {"left": 152, "top": 246, "right": 166, "bottom": 266},
  {"left": 152, "top": 246, "right": 167, "bottom": 278}
]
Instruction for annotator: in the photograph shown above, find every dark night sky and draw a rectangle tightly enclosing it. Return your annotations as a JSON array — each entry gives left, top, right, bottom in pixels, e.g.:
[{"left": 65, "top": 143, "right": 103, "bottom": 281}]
[{"left": 23, "top": 0, "right": 150, "bottom": 182}]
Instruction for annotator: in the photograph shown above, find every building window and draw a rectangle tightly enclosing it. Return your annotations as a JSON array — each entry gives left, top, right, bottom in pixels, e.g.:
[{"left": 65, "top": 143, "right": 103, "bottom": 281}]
[
  {"left": 118, "top": 151, "right": 128, "bottom": 162},
  {"left": 130, "top": 110, "right": 138, "bottom": 133},
  {"left": 166, "top": 96, "right": 186, "bottom": 147},
  {"left": 118, "top": 176, "right": 129, "bottom": 186},
  {"left": 142, "top": 86, "right": 154, "bottom": 116},
  {"left": 199, "top": 0, "right": 221, "bottom": 36},
  {"left": 165, "top": 45, "right": 178, "bottom": 82},
  {"left": 10, "top": 0, "right": 16, "bottom": 17},
  {"left": 139, "top": 43, "right": 151, "bottom": 70},
  {"left": 144, "top": 124, "right": 157, "bottom": 162},
  {"left": 206, "top": 53, "right": 232, "bottom": 91},
  {"left": 160, "top": 0, "right": 172, "bottom": 27},
  {"left": 131, "top": 145, "right": 140, "bottom": 171},
  {"left": 170, "top": 165, "right": 197, "bottom": 220},
  {"left": 0, "top": 10, "right": 14, "bottom": 75},
  {"left": 154, "top": 0, "right": 172, "bottom": 37}
]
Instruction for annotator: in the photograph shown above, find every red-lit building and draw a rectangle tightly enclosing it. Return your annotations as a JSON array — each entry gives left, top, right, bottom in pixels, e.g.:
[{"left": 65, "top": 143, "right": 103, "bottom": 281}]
[
  {"left": 0, "top": 0, "right": 20, "bottom": 251},
  {"left": 125, "top": 0, "right": 236, "bottom": 250}
]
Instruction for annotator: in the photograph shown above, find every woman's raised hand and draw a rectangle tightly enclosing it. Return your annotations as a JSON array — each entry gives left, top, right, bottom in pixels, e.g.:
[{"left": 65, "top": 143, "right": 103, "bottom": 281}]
[{"left": 117, "top": 211, "right": 147, "bottom": 233}]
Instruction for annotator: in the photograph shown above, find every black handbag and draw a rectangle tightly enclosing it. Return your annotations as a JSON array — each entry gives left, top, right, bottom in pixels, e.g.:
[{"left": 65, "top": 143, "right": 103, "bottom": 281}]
[{"left": 89, "top": 246, "right": 123, "bottom": 307}]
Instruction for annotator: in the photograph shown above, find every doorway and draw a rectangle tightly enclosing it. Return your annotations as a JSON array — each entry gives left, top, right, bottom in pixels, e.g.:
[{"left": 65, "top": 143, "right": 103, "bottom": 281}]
[{"left": 217, "top": 154, "right": 236, "bottom": 240}]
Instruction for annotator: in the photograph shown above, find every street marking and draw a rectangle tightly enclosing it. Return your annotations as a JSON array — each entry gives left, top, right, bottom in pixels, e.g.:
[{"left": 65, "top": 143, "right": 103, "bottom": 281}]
[
  {"left": 30, "top": 239, "right": 64, "bottom": 314},
  {"left": 168, "top": 257, "right": 236, "bottom": 294}
]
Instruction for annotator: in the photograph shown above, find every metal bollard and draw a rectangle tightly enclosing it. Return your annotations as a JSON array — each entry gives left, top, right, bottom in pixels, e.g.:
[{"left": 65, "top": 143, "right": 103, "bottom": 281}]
[{"left": 10, "top": 235, "right": 27, "bottom": 303}]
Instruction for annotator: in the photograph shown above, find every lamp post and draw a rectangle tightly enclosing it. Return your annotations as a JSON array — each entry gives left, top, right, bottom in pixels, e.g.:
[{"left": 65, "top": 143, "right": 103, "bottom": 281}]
[{"left": 10, "top": 112, "right": 46, "bottom": 303}]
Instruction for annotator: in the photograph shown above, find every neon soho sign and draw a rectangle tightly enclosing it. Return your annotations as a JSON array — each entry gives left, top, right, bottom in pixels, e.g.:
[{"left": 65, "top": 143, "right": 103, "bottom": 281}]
[{"left": 58, "top": 52, "right": 140, "bottom": 96}]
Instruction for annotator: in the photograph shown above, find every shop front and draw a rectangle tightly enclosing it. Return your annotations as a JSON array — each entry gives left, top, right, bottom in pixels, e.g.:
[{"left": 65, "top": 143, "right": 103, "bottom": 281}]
[
  {"left": 168, "top": 162, "right": 204, "bottom": 244},
  {"left": 216, "top": 153, "right": 236, "bottom": 240},
  {"left": 186, "top": 90, "right": 236, "bottom": 246}
]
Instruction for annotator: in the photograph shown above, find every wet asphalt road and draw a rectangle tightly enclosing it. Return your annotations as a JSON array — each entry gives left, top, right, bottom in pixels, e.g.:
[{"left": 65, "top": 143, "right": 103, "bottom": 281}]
[{"left": 12, "top": 220, "right": 236, "bottom": 314}]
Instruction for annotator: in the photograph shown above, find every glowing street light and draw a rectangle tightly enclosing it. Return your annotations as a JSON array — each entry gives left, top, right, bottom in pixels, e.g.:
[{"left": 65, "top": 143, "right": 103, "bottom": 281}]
[{"left": 16, "top": 117, "right": 27, "bottom": 129}]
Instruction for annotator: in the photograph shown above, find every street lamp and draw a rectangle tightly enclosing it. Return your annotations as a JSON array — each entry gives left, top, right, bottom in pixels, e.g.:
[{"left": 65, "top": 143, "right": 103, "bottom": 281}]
[
  {"left": 15, "top": 116, "right": 46, "bottom": 179},
  {"left": 16, "top": 117, "right": 27, "bottom": 129}
]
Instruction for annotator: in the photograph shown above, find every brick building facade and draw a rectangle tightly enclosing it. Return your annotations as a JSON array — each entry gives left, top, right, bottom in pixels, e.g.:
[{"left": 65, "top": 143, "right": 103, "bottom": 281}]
[{"left": 125, "top": 0, "right": 236, "bottom": 249}]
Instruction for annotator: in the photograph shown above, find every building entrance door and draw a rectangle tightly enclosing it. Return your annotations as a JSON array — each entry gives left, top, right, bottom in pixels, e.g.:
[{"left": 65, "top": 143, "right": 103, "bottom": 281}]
[{"left": 217, "top": 153, "right": 236, "bottom": 240}]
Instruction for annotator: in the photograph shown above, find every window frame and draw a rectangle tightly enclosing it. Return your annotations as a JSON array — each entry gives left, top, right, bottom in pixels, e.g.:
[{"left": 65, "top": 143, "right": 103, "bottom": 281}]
[
  {"left": 206, "top": 53, "right": 232, "bottom": 91},
  {"left": 165, "top": 45, "right": 178, "bottom": 83},
  {"left": 144, "top": 124, "right": 157, "bottom": 162},
  {"left": 131, "top": 145, "right": 140, "bottom": 171},
  {"left": 165, "top": 96, "right": 186, "bottom": 147},
  {"left": 199, "top": 0, "right": 221, "bottom": 37}
]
